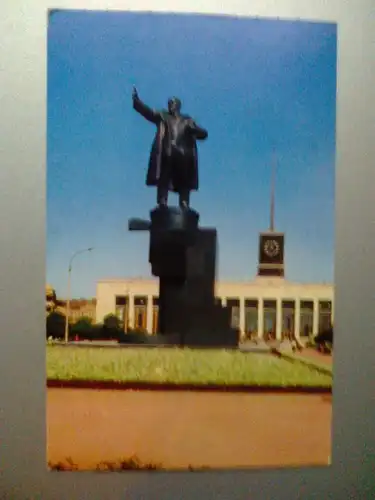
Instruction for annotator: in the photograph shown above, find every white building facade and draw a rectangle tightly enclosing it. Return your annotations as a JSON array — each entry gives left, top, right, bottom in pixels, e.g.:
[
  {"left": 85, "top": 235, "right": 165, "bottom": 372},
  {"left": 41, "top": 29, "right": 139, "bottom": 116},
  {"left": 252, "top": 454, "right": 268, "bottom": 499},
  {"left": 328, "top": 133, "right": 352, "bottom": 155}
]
[{"left": 96, "top": 277, "right": 333, "bottom": 341}]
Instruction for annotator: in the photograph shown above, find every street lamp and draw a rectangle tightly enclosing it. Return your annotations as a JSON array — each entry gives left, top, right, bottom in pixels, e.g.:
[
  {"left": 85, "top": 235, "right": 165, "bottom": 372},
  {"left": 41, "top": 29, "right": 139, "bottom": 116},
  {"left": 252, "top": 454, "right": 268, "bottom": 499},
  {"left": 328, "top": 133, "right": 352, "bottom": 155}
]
[{"left": 64, "top": 247, "right": 94, "bottom": 343}]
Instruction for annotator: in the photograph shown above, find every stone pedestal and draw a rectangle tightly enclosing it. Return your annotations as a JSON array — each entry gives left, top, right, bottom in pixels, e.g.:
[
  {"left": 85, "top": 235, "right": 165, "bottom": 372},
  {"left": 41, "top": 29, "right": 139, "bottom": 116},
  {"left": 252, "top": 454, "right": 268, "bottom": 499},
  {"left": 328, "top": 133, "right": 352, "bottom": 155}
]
[
  {"left": 149, "top": 206, "right": 199, "bottom": 278},
  {"left": 129, "top": 206, "right": 239, "bottom": 347}
]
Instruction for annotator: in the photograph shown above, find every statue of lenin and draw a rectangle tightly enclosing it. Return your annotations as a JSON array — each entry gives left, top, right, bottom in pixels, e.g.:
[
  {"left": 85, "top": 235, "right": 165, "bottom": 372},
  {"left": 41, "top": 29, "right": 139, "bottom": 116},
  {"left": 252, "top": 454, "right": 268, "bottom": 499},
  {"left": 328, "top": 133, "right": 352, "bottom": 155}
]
[{"left": 132, "top": 87, "right": 208, "bottom": 209}]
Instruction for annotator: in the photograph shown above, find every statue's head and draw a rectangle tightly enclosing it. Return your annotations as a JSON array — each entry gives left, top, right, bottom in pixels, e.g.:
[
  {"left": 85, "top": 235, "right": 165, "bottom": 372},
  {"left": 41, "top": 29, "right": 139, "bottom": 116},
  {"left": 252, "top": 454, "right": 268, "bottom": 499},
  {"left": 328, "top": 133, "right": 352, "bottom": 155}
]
[{"left": 168, "top": 97, "right": 181, "bottom": 115}]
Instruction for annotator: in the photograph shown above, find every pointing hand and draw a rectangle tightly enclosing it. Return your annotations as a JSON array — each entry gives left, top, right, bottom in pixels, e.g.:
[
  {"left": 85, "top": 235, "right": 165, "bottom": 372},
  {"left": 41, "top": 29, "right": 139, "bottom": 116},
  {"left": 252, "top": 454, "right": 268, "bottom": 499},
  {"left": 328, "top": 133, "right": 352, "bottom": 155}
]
[{"left": 132, "top": 86, "right": 139, "bottom": 100}]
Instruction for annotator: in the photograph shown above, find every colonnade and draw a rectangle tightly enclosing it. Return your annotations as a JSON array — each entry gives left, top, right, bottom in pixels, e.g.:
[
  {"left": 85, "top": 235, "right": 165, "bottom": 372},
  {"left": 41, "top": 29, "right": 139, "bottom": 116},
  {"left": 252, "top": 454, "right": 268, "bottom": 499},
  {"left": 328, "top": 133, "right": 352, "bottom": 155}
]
[{"left": 119, "top": 294, "right": 333, "bottom": 339}]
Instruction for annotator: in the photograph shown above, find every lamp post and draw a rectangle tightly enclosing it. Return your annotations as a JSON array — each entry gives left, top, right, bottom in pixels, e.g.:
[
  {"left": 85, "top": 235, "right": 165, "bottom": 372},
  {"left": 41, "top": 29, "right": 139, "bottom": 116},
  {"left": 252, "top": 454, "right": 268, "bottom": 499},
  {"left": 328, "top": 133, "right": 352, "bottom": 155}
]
[{"left": 64, "top": 247, "right": 94, "bottom": 343}]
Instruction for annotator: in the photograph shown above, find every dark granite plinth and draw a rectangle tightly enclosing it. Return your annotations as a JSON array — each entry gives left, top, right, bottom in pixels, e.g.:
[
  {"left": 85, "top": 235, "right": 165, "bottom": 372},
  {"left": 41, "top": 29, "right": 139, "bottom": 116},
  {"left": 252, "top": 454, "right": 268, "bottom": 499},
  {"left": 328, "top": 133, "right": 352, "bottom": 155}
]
[
  {"left": 128, "top": 206, "right": 239, "bottom": 347},
  {"left": 150, "top": 206, "right": 199, "bottom": 233},
  {"left": 149, "top": 206, "right": 199, "bottom": 278}
]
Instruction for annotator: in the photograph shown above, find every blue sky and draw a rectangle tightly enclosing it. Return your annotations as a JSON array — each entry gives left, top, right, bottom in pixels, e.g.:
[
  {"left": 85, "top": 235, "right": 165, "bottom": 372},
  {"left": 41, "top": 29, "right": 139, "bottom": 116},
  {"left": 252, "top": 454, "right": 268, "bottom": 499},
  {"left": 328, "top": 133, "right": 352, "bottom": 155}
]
[{"left": 47, "top": 11, "right": 337, "bottom": 298}]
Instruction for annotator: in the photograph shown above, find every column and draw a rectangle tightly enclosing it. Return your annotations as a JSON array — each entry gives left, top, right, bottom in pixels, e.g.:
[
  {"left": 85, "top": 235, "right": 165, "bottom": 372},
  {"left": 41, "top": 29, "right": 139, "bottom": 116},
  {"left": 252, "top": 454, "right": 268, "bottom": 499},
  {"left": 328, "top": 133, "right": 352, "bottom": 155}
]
[
  {"left": 276, "top": 298, "right": 282, "bottom": 340},
  {"left": 146, "top": 295, "right": 153, "bottom": 334},
  {"left": 313, "top": 299, "right": 319, "bottom": 336},
  {"left": 257, "top": 298, "right": 264, "bottom": 338},
  {"left": 294, "top": 299, "right": 301, "bottom": 339},
  {"left": 128, "top": 293, "right": 134, "bottom": 330},
  {"left": 239, "top": 297, "right": 245, "bottom": 340}
]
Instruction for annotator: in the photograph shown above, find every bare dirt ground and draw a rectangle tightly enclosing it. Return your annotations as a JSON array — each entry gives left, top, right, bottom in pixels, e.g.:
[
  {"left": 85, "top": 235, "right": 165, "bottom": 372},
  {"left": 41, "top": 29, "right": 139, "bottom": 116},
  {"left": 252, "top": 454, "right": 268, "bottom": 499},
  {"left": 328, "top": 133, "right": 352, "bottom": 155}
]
[{"left": 47, "top": 389, "right": 332, "bottom": 470}]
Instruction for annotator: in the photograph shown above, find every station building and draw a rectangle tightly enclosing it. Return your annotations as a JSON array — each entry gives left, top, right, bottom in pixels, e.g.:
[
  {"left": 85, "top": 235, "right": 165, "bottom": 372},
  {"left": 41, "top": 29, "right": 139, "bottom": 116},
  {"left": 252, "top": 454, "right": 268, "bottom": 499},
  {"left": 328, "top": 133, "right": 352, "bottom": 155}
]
[
  {"left": 96, "top": 205, "right": 334, "bottom": 341},
  {"left": 96, "top": 276, "right": 333, "bottom": 341}
]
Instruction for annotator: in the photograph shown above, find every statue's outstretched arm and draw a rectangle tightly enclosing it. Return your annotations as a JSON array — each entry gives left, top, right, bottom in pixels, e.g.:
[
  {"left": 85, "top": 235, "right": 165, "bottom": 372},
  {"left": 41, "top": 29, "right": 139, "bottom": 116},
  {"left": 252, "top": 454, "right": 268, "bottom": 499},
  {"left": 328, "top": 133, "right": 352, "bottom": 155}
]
[{"left": 132, "top": 87, "right": 160, "bottom": 124}]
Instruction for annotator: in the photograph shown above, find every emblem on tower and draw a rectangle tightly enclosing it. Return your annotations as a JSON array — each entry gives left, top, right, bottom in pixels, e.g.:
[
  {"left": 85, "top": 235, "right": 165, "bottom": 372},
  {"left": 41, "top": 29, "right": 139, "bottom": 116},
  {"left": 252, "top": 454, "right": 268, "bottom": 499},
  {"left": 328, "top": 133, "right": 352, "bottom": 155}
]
[{"left": 257, "top": 153, "right": 285, "bottom": 278}]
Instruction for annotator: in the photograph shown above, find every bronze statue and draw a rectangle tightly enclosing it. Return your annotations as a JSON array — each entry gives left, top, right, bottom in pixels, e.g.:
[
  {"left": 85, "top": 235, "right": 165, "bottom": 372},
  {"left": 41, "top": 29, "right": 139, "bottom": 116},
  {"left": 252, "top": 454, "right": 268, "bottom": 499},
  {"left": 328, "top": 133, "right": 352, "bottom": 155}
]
[{"left": 132, "top": 86, "right": 208, "bottom": 209}]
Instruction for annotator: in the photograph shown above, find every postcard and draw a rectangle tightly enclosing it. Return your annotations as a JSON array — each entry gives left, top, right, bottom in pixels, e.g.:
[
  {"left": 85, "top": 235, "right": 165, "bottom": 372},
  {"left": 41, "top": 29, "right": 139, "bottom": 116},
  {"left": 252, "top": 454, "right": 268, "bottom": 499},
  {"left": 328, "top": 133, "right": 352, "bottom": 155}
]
[{"left": 46, "top": 10, "right": 336, "bottom": 471}]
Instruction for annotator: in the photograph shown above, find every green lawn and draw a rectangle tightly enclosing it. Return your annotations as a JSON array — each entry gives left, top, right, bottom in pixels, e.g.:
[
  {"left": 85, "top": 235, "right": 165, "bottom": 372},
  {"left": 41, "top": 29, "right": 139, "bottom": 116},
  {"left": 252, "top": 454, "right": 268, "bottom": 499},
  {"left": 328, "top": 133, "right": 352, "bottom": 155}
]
[{"left": 46, "top": 346, "right": 332, "bottom": 387}]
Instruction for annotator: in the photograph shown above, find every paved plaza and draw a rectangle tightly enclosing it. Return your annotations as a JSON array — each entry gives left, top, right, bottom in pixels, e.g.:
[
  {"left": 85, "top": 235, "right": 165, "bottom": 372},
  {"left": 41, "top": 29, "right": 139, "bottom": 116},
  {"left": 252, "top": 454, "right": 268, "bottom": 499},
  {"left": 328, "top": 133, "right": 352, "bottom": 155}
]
[{"left": 47, "top": 389, "right": 332, "bottom": 470}]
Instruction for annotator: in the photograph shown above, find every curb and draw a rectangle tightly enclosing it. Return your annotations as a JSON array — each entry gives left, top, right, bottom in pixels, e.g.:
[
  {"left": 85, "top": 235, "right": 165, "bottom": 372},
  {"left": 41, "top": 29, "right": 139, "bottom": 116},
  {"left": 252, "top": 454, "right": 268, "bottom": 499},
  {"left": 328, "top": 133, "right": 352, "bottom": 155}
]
[
  {"left": 47, "top": 379, "right": 332, "bottom": 394},
  {"left": 48, "top": 342, "right": 241, "bottom": 349},
  {"left": 272, "top": 349, "right": 333, "bottom": 376}
]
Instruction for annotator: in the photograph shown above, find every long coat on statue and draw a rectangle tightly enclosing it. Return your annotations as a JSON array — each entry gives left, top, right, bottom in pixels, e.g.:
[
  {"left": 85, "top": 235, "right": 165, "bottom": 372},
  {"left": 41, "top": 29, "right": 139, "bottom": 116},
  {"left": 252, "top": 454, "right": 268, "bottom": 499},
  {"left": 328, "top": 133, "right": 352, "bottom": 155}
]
[{"left": 133, "top": 96, "right": 207, "bottom": 193}]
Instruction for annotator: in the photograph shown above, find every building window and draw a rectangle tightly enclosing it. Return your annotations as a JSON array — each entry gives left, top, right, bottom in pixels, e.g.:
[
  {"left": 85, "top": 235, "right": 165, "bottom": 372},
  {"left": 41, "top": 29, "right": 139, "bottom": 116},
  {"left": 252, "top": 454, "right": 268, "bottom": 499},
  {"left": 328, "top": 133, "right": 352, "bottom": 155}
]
[
  {"left": 134, "top": 296, "right": 147, "bottom": 331},
  {"left": 115, "top": 296, "right": 128, "bottom": 306},
  {"left": 282, "top": 300, "right": 295, "bottom": 337},
  {"left": 245, "top": 299, "right": 258, "bottom": 339},
  {"left": 263, "top": 299, "right": 276, "bottom": 340},
  {"left": 300, "top": 300, "right": 313, "bottom": 337},
  {"left": 152, "top": 296, "right": 159, "bottom": 334},
  {"left": 115, "top": 295, "right": 129, "bottom": 331},
  {"left": 319, "top": 300, "right": 332, "bottom": 332},
  {"left": 227, "top": 298, "right": 240, "bottom": 329}
]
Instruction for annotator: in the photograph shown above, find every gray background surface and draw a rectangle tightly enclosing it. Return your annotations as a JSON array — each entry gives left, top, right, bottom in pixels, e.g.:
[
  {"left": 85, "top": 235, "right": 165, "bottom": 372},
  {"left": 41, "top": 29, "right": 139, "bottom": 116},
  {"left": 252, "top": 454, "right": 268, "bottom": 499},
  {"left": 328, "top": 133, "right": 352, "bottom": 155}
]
[{"left": 1, "top": 1, "right": 374, "bottom": 498}]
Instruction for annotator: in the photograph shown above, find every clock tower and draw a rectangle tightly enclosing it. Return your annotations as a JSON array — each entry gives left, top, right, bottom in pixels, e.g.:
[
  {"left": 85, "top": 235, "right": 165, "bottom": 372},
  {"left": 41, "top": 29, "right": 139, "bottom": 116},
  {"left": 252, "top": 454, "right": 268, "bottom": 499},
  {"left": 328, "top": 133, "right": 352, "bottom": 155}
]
[{"left": 257, "top": 156, "right": 285, "bottom": 278}]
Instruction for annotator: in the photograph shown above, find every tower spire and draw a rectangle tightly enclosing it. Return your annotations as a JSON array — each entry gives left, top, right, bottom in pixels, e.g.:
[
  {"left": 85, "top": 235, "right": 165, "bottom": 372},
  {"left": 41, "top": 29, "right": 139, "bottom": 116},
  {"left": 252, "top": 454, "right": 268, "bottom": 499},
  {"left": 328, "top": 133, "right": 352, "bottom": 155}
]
[
  {"left": 257, "top": 151, "right": 285, "bottom": 278},
  {"left": 270, "top": 153, "right": 276, "bottom": 232}
]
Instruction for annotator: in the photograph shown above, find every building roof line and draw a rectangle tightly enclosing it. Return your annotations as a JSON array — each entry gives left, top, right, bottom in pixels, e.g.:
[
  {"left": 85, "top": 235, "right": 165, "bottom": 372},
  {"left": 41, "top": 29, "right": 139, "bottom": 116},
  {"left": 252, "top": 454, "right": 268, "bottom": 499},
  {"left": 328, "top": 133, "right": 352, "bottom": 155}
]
[{"left": 96, "top": 278, "right": 333, "bottom": 287}]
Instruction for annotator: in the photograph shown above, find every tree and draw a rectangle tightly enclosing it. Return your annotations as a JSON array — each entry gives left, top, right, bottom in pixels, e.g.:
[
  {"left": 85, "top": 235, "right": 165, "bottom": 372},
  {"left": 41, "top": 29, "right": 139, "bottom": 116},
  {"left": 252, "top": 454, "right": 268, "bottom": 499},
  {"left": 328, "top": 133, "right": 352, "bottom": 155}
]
[
  {"left": 71, "top": 316, "right": 94, "bottom": 337},
  {"left": 102, "top": 313, "right": 122, "bottom": 340},
  {"left": 46, "top": 285, "right": 57, "bottom": 315},
  {"left": 46, "top": 311, "right": 66, "bottom": 339},
  {"left": 103, "top": 313, "right": 122, "bottom": 329}
]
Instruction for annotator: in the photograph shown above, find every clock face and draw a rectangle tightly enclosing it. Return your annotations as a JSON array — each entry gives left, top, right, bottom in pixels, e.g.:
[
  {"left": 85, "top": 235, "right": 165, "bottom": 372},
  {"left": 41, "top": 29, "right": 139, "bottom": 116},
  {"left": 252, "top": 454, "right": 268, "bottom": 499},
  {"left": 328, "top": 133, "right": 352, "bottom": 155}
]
[{"left": 263, "top": 239, "right": 280, "bottom": 258}]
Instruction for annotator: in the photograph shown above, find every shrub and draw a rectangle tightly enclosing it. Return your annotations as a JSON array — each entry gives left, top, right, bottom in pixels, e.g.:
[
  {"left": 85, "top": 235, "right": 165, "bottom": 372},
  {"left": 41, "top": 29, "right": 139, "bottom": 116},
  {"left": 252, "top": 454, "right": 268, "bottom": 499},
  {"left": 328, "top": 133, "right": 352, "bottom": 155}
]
[
  {"left": 118, "top": 331, "right": 151, "bottom": 344},
  {"left": 71, "top": 317, "right": 93, "bottom": 335},
  {"left": 100, "top": 314, "right": 123, "bottom": 341},
  {"left": 82, "top": 324, "right": 106, "bottom": 341},
  {"left": 103, "top": 313, "right": 122, "bottom": 330},
  {"left": 46, "top": 311, "right": 67, "bottom": 339},
  {"left": 315, "top": 327, "right": 333, "bottom": 347}
]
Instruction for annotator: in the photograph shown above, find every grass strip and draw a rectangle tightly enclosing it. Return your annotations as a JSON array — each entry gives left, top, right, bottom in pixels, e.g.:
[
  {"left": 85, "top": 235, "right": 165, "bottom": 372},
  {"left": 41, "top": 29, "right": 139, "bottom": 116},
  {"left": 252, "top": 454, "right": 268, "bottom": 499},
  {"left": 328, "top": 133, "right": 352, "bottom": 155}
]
[{"left": 47, "top": 345, "right": 332, "bottom": 388}]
